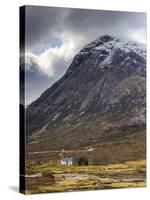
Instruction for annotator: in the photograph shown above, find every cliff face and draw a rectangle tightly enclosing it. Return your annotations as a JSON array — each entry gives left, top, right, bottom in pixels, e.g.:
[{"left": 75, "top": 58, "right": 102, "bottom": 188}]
[{"left": 26, "top": 35, "right": 146, "bottom": 163}]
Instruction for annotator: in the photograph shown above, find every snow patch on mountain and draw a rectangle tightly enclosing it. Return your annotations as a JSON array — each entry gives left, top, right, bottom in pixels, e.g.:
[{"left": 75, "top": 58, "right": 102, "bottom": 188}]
[{"left": 80, "top": 35, "right": 146, "bottom": 68}]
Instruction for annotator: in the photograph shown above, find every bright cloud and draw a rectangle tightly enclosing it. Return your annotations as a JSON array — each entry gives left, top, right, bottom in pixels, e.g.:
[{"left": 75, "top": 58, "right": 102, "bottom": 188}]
[
  {"left": 25, "top": 37, "right": 76, "bottom": 77},
  {"left": 130, "top": 30, "right": 146, "bottom": 44}
]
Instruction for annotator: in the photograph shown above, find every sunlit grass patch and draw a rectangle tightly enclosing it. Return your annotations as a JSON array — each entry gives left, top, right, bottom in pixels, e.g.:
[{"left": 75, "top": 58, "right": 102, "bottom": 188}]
[{"left": 25, "top": 159, "right": 146, "bottom": 194}]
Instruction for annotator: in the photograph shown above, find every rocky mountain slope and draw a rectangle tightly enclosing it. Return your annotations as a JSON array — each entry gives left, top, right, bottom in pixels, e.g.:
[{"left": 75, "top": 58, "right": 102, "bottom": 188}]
[{"left": 26, "top": 35, "right": 146, "bottom": 164}]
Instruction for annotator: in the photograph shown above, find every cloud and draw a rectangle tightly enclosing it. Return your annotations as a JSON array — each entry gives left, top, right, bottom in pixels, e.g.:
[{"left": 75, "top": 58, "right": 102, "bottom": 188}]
[
  {"left": 129, "top": 30, "right": 146, "bottom": 44},
  {"left": 25, "top": 6, "right": 146, "bottom": 78},
  {"left": 25, "top": 6, "right": 70, "bottom": 51},
  {"left": 25, "top": 36, "right": 76, "bottom": 78},
  {"left": 25, "top": 7, "right": 146, "bottom": 77},
  {"left": 25, "top": 6, "right": 146, "bottom": 51},
  {"left": 63, "top": 9, "right": 146, "bottom": 44}
]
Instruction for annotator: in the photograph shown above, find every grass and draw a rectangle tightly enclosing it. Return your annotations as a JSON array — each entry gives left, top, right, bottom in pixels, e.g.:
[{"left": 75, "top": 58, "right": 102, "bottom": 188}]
[{"left": 25, "top": 159, "right": 146, "bottom": 194}]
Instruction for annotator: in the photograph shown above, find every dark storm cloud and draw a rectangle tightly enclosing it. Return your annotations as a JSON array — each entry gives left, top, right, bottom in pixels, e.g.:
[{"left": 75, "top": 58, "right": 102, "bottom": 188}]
[
  {"left": 64, "top": 9, "right": 146, "bottom": 40},
  {"left": 25, "top": 6, "right": 69, "bottom": 50},
  {"left": 65, "top": 9, "right": 146, "bottom": 31},
  {"left": 25, "top": 6, "right": 146, "bottom": 50}
]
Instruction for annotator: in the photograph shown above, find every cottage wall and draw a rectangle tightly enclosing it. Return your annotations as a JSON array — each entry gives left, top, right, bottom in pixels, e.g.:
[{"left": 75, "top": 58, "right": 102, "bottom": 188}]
[{"left": 61, "top": 158, "right": 73, "bottom": 165}]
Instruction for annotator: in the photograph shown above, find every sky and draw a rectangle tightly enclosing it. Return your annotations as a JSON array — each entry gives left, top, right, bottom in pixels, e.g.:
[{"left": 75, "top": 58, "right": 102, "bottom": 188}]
[{"left": 21, "top": 6, "right": 146, "bottom": 105}]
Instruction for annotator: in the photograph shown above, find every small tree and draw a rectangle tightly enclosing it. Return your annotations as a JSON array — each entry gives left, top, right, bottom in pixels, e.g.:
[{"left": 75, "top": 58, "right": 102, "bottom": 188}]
[{"left": 77, "top": 156, "right": 88, "bottom": 166}]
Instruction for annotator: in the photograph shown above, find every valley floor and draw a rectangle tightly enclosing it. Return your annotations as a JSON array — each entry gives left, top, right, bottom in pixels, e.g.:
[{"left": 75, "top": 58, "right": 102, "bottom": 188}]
[{"left": 24, "top": 159, "right": 146, "bottom": 194}]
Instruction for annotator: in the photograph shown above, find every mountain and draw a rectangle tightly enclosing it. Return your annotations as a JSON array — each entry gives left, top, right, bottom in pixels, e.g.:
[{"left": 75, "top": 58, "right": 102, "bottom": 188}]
[{"left": 26, "top": 35, "right": 146, "bottom": 164}]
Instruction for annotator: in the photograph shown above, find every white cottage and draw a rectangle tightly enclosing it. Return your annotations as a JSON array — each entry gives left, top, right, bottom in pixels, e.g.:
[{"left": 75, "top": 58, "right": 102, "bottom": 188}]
[{"left": 61, "top": 157, "right": 73, "bottom": 166}]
